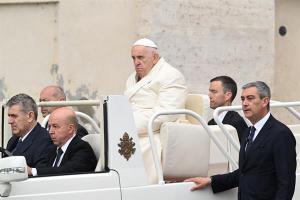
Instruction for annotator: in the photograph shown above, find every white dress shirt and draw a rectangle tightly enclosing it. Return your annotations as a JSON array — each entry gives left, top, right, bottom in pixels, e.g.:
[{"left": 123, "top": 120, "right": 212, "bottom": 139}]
[
  {"left": 251, "top": 112, "right": 271, "bottom": 141},
  {"left": 31, "top": 134, "right": 76, "bottom": 176}
]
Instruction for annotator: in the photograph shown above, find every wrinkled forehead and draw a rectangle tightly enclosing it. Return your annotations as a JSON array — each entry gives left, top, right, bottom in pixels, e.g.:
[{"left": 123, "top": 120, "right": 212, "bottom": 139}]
[
  {"left": 241, "top": 87, "right": 259, "bottom": 97},
  {"left": 8, "top": 104, "right": 24, "bottom": 113},
  {"left": 40, "top": 88, "right": 55, "bottom": 98},
  {"left": 132, "top": 45, "right": 154, "bottom": 55},
  {"left": 49, "top": 113, "right": 65, "bottom": 126}
]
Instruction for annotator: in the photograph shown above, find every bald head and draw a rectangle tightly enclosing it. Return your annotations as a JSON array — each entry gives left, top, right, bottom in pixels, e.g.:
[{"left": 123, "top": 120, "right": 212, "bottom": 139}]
[
  {"left": 40, "top": 85, "right": 66, "bottom": 117},
  {"left": 48, "top": 107, "right": 78, "bottom": 147}
]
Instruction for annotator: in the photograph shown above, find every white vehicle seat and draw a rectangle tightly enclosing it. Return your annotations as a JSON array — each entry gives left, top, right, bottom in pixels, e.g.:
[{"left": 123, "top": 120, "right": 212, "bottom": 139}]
[
  {"left": 160, "top": 123, "right": 239, "bottom": 181},
  {"left": 82, "top": 134, "right": 102, "bottom": 171},
  {"left": 184, "top": 94, "right": 210, "bottom": 123},
  {"left": 160, "top": 122, "right": 210, "bottom": 181},
  {"left": 159, "top": 93, "right": 210, "bottom": 181},
  {"left": 159, "top": 93, "right": 241, "bottom": 181},
  {"left": 208, "top": 125, "right": 239, "bottom": 176}
]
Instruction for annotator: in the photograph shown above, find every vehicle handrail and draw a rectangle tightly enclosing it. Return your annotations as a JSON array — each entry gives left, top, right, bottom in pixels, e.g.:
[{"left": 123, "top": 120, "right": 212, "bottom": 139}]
[
  {"left": 270, "top": 100, "right": 300, "bottom": 120},
  {"left": 213, "top": 101, "right": 300, "bottom": 157},
  {"left": 38, "top": 100, "right": 101, "bottom": 134},
  {"left": 147, "top": 109, "right": 239, "bottom": 185},
  {"left": 37, "top": 100, "right": 101, "bottom": 107},
  {"left": 213, "top": 106, "right": 242, "bottom": 152},
  {"left": 41, "top": 111, "right": 101, "bottom": 134}
]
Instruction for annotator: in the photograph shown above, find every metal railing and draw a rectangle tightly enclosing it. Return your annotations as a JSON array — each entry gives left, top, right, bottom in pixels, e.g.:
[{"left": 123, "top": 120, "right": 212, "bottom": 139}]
[
  {"left": 1, "top": 100, "right": 102, "bottom": 149},
  {"left": 41, "top": 111, "right": 101, "bottom": 134},
  {"left": 147, "top": 109, "right": 239, "bottom": 185},
  {"left": 213, "top": 101, "right": 300, "bottom": 172},
  {"left": 37, "top": 100, "right": 101, "bottom": 107},
  {"left": 38, "top": 100, "right": 101, "bottom": 134}
]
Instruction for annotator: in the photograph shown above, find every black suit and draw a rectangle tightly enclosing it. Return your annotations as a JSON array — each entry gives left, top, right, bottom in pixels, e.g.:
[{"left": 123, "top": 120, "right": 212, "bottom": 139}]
[
  {"left": 76, "top": 123, "right": 89, "bottom": 138},
  {"left": 208, "top": 111, "right": 248, "bottom": 143},
  {"left": 211, "top": 115, "right": 296, "bottom": 200},
  {"left": 37, "top": 135, "right": 97, "bottom": 175},
  {"left": 6, "top": 123, "right": 54, "bottom": 168}
]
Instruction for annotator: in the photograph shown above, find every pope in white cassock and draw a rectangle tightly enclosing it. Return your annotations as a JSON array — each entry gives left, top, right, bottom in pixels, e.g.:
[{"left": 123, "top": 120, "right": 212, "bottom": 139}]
[{"left": 124, "top": 38, "right": 187, "bottom": 183}]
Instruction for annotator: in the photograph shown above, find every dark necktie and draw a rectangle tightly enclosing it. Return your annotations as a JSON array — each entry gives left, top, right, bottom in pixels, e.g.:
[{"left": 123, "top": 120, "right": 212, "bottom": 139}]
[
  {"left": 12, "top": 138, "right": 23, "bottom": 154},
  {"left": 245, "top": 126, "right": 256, "bottom": 152},
  {"left": 53, "top": 148, "right": 63, "bottom": 167}
]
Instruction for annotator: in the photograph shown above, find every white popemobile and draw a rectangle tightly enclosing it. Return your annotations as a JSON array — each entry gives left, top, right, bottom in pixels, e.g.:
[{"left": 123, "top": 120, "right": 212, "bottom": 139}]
[{"left": 0, "top": 95, "right": 299, "bottom": 199}]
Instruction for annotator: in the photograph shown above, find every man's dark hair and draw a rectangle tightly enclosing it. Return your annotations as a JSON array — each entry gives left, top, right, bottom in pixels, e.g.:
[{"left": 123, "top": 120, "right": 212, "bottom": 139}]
[
  {"left": 210, "top": 76, "right": 237, "bottom": 102},
  {"left": 6, "top": 93, "right": 38, "bottom": 120}
]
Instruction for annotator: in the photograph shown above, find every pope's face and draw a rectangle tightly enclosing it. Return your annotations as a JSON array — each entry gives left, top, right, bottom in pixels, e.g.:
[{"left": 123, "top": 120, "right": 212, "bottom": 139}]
[{"left": 131, "top": 45, "right": 157, "bottom": 79}]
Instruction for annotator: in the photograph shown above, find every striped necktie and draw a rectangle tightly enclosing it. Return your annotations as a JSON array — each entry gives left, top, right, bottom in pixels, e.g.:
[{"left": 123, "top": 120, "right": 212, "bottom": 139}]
[
  {"left": 53, "top": 148, "right": 63, "bottom": 167},
  {"left": 245, "top": 126, "right": 256, "bottom": 152}
]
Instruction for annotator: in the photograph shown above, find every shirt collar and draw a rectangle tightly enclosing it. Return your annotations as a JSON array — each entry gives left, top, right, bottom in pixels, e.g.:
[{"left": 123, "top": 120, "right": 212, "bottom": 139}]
[
  {"left": 20, "top": 125, "right": 36, "bottom": 142},
  {"left": 253, "top": 112, "right": 271, "bottom": 133},
  {"left": 59, "top": 134, "right": 76, "bottom": 153},
  {"left": 218, "top": 111, "right": 228, "bottom": 123}
]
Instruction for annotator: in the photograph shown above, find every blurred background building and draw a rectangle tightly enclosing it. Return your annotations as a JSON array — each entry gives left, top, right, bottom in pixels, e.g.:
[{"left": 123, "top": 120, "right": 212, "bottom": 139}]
[{"left": 0, "top": 0, "right": 299, "bottom": 123}]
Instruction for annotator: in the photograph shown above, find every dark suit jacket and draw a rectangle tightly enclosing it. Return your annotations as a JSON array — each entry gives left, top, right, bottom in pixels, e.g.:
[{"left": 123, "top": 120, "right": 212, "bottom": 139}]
[
  {"left": 208, "top": 111, "right": 248, "bottom": 143},
  {"left": 37, "top": 135, "right": 97, "bottom": 175},
  {"left": 6, "top": 123, "right": 54, "bottom": 168},
  {"left": 211, "top": 115, "right": 296, "bottom": 200},
  {"left": 76, "top": 123, "right": 89, "bottom": 138}
]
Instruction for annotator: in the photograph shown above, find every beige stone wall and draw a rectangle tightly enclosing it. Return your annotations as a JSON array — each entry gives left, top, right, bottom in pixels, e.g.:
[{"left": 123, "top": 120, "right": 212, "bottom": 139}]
[
  {"left": 0, "top": 0, "right": 275, "bottom": 102},
  {"left": 0, "top": 0, "right": 137, "bottom": 102},
  {"left": 135, "top": 0, "right": 275, "bottom": 107},
  {"left": 0, "top": 0, "right": 276, "bottom": 115},
  {"left": 273, "top": 0, "right": 300, "bottom": 124}
]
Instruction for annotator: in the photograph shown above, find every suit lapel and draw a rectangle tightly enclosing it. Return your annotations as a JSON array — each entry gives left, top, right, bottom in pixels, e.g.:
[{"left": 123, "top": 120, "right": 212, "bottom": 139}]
[
  {"left": 246, "top": 115, "right": 274, "bottom": 153},
  {"left": 16, "top": 124, "right": 40, "bottom": 154},
  {"left": 240, "top": 115, "right": 274, "bottom": 169},
  {"left": 59, "top": 136, "right": 79, "bottom": 166},
  {"left": 6, "top": 136, "right": 18, "bottom": 151},
  {"left": 208, "top": 111, "right": 231, "bottom": 125},
  {"left": 124, "top": 58, "right": 164, "bottom": 99},
  {"left": 18, "top": 135, "right": 33, "bottom": 153},
  {"left": 48, "top": 147, "right": 58, "bottom": 166},
  {"left": 222, "top": 111, "right": 233, "bottom": 124}
]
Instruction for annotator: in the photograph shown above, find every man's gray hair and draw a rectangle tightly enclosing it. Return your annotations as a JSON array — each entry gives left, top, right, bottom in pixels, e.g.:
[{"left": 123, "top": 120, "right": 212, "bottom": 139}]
[
  {"left": 6, "top": 93, "right": 38, "bottom": 120},
  {"left": 242, "top": 81, "right": 271, "bottom": 99}
]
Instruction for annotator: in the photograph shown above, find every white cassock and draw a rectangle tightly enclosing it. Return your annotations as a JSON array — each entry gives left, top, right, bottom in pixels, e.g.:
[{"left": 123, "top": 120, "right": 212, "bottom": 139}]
[{"left": 124, "top": 57, "right": 187, "bottom": 184}]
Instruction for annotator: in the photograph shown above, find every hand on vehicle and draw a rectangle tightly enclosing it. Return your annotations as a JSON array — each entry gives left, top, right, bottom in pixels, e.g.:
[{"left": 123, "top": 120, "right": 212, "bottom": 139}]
[
  {"left": 27, "top": 166, "right": 32, "bottom": 176},
  {"left": 184, "top": 177, "right": 212, "bottom": 191}
]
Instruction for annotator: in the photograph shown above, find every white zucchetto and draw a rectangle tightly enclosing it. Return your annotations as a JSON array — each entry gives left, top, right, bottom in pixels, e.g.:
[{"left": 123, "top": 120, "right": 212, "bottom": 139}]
[{"left": 133, "top": 38, "right": 158, "bottom": 49}]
